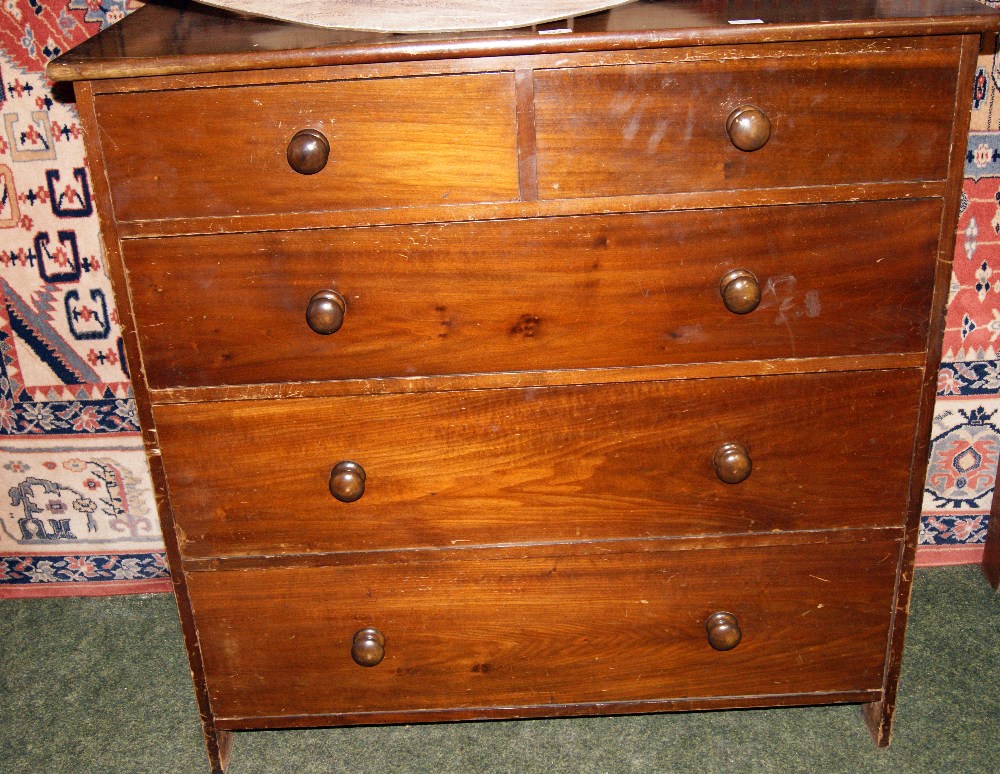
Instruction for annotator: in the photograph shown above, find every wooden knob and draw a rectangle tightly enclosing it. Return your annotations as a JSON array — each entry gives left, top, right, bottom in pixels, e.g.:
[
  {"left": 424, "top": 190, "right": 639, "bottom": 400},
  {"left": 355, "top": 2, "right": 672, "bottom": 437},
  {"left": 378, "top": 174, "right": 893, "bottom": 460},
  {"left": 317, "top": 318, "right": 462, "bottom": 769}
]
[
  {"left": 306, "top": 289, "right": 346, "bottom": 335},
  {"left": 329, "top": 461, "right": 366, "bottom": 503},
  {"left": 713, "top": 442, "right": 752, "bottom": 484},
  {"left": 706, "top": 612, "right": 742, "bottom": 651},
  {"left": 352, "top": 628, "right": 385, "bottom": 667},
  {"left": 719, "top": 269, "right": 761, "bottom": 315},
  {"left": 287, "top": 128, "right": 330, "bottom": 175},
  {"left": 726, "top": 106, "right": 771, "bottom": 152}
]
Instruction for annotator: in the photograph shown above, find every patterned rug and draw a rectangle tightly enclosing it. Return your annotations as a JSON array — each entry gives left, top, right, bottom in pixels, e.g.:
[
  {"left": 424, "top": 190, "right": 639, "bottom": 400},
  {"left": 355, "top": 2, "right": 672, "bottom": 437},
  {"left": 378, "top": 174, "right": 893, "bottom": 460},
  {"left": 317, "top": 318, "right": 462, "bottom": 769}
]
[
  {"left": 0, "top": 0, "right": 168, "bottom": 597},
  {"left": 1, "top": 1, "right": 997, "bottom": 595},
  {"left": 921, "top": 36, "right": 1000, "bottom": 567}
]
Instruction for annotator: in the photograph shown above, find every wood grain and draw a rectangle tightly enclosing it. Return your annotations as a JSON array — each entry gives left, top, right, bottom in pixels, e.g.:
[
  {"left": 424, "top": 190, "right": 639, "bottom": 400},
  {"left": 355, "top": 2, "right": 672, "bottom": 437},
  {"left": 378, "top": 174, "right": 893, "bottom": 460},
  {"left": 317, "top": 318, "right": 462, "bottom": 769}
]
[
  {"left": 47, "top": 0, "right": 1000, "bottom": 82},
  {"left": 154, "top": 370, "right": 923, "bottom": 558},
  {"left": 112, "top": 180, "right": 948, "bottom": 240},
  {"left": 864, "top": 33, "right": 990, "bottom": 747},
  {"left": 147, "top": 353, "right": 928, "bottom": 406},
  {"left": 71, "top": 80, "right": 233, "bottom": 774},
  {"left": 122, "top": 199, "right": 941, "bottom": 389},
  {"left": 514, "top": 68, "right": 538, "bottom": 201},
  {"left": 215, "top": 689, "right": 882, "bottom": 730},
  {"left": 535, "top": 36, "right": 959, "bottom": 199},
  {"left": 94, "top": 73, "right": 518, "bottom": 222},
  {"left": 184, "top": 530, "right": 906, "bottom": 572},
  {"left": 52, "top": 2, "right": 998, "bottom": 763},
  {"left": 185, "top": 533, "right": 900, "bottom": 721},
  {"left": 75, "top": 37, "right": 979, "bottom": 97},
  {"left": 983, "top": 493, "right": 1000, "bottom": 589}
]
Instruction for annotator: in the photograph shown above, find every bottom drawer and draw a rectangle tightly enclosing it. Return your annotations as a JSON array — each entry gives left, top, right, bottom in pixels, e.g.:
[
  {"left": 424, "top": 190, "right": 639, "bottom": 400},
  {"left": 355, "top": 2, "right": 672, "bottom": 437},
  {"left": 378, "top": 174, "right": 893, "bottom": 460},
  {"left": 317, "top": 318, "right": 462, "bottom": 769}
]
[{"left": 188, "top": 534, "right": 899, "bottom": 723}]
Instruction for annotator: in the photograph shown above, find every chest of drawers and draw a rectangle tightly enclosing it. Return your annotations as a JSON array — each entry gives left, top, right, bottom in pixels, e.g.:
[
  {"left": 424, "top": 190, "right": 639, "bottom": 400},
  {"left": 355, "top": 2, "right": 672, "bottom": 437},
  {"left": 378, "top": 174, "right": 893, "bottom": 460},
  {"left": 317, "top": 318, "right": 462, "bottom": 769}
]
[{"left": 50, "top": 2, "right": 1000, "bottom": 770}]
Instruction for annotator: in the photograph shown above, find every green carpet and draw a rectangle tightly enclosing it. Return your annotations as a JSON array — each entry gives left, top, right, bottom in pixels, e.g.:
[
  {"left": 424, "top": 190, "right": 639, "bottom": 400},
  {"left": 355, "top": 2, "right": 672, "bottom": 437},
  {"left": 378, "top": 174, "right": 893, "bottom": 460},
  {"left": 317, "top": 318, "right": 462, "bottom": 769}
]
[{"left": 1, "top": 565, "right": 996, "bottom": 773}]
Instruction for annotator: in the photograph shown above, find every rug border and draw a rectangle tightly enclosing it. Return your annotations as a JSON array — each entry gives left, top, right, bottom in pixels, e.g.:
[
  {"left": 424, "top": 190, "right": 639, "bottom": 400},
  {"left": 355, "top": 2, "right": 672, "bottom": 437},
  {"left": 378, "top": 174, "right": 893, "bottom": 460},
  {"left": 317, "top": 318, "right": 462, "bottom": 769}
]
[
  {"left": 0, "top": 577, "right": 172, "bottom": 598},
  {"left": 914, "top": 543, "right": 986, "bottom": 567}
]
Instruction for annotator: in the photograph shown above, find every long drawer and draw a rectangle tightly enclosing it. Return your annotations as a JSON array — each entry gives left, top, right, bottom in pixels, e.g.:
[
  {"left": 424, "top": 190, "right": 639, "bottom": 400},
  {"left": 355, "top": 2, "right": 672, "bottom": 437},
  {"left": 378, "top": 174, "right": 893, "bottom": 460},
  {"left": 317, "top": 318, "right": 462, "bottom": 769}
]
[
  {"left": 187, "top": 534, "right": 900, "bottom": 722},
  {"left": 125, "top": 199, "right": 940, "bottom": 389},
  {"left": 93, "top": 73, "right": 519, "bottom": 222},
  {"left": 535, "top": 36, "right": 959, "bottom": 199},
  {"left": 155, "top": 369, "right": 922, "bottom": 558}
]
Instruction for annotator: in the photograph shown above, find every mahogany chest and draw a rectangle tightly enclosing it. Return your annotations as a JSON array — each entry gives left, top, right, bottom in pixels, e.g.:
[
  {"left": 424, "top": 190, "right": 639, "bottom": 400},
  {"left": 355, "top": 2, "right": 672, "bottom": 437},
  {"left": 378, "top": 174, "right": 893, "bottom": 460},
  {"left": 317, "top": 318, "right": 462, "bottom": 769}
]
[{"left": 49, "top": 2, "right": 1000, "bottom": 770}]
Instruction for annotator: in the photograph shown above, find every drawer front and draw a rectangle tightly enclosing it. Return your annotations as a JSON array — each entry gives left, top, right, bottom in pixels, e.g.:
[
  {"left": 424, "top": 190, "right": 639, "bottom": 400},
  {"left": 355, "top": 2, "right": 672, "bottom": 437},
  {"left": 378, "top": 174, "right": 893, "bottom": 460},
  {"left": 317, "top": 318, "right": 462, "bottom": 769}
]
[
  {"left": 535, "top": 37, "right": 959, "bottom": 199},
  {"left": 155, "top": 370, "right": 922, "bottom": 558},
  {"left": 187, "top": 535, "right": 899, "bottom": 721},
  {"left": 125, "top": 199, "right": 940, "bottom": 389},
  {"left": 94, "top": 73, "right": 519, "bottom": 221}
]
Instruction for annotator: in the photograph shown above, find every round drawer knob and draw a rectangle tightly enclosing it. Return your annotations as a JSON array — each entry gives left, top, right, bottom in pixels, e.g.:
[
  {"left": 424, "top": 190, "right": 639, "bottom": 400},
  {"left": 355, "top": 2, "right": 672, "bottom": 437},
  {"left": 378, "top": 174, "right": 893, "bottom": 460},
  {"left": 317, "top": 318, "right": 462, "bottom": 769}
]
[
  {"left": 287, "top": 128, "right": 330, "bottom": 175},
  {"left": 706, "top": 612, "right": 742, "bottom": 651},
  {"left": 306, "top": 289, "right": 346, "bottom": 335},
  {"left": 726, "top": 105, "right": 771, "bottom": 152},
  {"left": 329, "top": 460, "right": 366, "bottom": 503},
  {"left": 713, "top": 442, "right": 752, "bottom": 484},
  {"left": 719, "top": 269, "right": 761, "bottom": 315},
  {"left": 352, "top": 627, "right": 386, "bottom": 667}
]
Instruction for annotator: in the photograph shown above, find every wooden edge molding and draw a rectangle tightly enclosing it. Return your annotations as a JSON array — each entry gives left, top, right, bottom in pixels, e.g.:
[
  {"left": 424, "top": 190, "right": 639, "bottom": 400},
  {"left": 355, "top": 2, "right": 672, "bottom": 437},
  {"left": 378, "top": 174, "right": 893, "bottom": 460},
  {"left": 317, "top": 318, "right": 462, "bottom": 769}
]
[
  {"left": 113, "top": 183, "right": 949, "bottom": 239},
  {"left": 72, "top": 79, "right": 233, "bottom": 774},
  {"left": 863, "top": 32, "right": 985, "bottom": 748},
  {"left": 182, "top": 527, "right": 906, "bottom": 573},
  {"left": 514, "top": 68, "right": 538, "bottom": 201},
  {"left": 148, "top": 355, "right": 927, "bottom": 406},
  {"left": 81, "top": 35, "right": 961, "bottom": 96},
  {"left": 982, "top": 492, "right": 1000, "bottom": 588},
  {"left": 47, "top": 16, "right": 1000, "bottom": 82},
  {"left": 213, "top": 689, "right": 883, "bottom": 730}
]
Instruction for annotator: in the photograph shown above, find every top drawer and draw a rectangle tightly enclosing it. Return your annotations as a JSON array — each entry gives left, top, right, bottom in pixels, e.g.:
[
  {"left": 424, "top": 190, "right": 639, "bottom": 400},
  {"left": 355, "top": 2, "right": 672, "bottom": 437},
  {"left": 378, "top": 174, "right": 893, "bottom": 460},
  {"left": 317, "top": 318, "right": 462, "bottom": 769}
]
[
  {"left": 534, "top": 37, "right": 960, "bottom": 199},
  {"left": 93, "top": 73, "right": 519, "bottom": 222}
]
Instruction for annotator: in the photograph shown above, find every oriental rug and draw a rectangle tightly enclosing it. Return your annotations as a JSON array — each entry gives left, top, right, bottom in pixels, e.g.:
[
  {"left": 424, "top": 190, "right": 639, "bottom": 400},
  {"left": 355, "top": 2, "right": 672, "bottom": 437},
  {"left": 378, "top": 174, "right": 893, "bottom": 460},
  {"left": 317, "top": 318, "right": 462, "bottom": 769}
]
[{"left": 0, "top": 0, "right": 167, "bottom": 597}]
